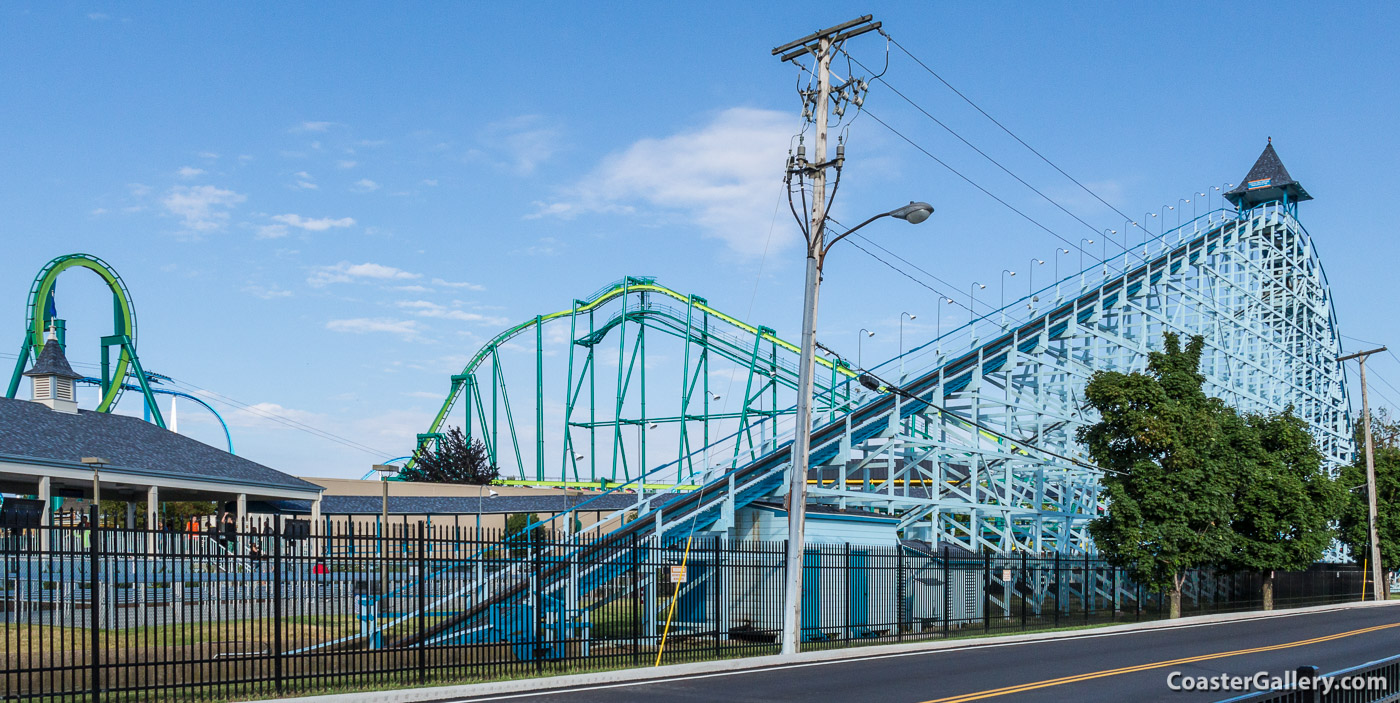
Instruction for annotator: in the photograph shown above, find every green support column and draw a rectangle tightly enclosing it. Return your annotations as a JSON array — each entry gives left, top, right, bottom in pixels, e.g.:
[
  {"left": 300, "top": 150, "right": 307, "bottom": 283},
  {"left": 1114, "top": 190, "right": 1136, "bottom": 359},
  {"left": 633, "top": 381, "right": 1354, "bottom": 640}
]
[{"left": 535, "top": 315, "right": 544, "bottom": 481}]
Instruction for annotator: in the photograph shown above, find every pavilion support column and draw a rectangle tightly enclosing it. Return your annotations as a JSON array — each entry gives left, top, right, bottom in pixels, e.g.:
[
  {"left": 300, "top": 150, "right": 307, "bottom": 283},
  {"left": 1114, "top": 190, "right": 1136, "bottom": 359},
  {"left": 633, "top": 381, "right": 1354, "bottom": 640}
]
[
  {"left": 38, "top": 476, "right": 51, "bottom": 551},
  {"left": 236, "top": 493, "right": 248, "bottom": 532},
  {"left": 147, "top": 485, "right": 159, "bottom": 555},
  {"left": 311, "top": 497, "right": 323, "bottom": 536},
  {"left": 126, "top": 501, "right": 136, "bottom": 529}
]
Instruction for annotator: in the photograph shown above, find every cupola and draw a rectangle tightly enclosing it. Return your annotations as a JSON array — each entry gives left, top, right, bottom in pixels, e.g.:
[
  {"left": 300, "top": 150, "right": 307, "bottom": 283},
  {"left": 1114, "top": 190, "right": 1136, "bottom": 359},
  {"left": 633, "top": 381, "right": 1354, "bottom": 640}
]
[
  {"left": 1224, "top": 138, "right": 1312, "bottom": 212},
  {"left": 23, "top": 327, "right": 83, "bottom": 413}
]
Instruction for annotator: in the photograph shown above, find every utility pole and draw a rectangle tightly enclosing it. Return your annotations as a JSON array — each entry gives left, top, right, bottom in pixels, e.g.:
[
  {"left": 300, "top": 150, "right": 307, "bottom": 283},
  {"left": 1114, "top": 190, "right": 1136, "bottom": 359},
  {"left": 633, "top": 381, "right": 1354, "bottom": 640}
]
[
  {"left": 772, "top": 15, "right": 882, "bottom": 657},
  {"left": 1340, "top": 346, "right": 1387, "bottom": 600}
]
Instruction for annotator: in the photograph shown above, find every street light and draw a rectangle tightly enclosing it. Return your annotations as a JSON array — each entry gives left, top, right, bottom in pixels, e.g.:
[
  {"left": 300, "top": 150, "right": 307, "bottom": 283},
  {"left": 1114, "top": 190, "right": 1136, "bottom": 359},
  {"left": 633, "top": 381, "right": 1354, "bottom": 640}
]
[
  {"left": 999, "top": 270, "right": 1016, "bottom": 324},
  {"left": 936, "top": 298, "right": 954, "bottom": 355},
  {"left": 1193, "top": 193, "right": 1206, "bottom": 222},
  {"left": 81, "top": 457, "right": 108, "bottom": 523},
  {"left": 783, "top": 199, "right": 933, "bottom": 656},
  {"left": 372, "top": 463, "right": 397, "bottom": 597},
  {"left": 969, "top": 282, "right": 986, "bottom": 325},
  {"left": 1052, "top": 249, "right": 1070, "bottom": 299},
  {"left": 857, "top": 328, "right": 874, "bottom": 369},
  {"left": 477, "top": 487, "right": 499, "bottom": 535},
  {"left": 899, "top": 312, "right": 916, "bottom": 379},
  {"left": 1027, "top": 258, "right": 1044, "bottom": 299},
  {"left": 1079, "top": 238, "right": 1096, "bottom": 288}
]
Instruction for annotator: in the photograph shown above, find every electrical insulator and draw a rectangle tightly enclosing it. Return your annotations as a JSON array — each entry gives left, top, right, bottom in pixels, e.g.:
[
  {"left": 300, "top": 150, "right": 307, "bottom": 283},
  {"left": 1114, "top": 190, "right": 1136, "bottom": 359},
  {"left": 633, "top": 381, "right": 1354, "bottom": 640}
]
[
  {"left": 836, "top": 144, "right": 845, "bottom": 162},
  {"left": 796, "top": 144, "right": 806, "bottom": 162}
]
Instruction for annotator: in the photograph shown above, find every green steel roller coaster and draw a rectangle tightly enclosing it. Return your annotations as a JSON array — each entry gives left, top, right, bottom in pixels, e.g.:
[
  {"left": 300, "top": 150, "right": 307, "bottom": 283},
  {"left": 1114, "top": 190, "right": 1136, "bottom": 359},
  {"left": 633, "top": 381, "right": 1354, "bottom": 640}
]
[
  {"left": 7, "top": 253, "right": 236, "bottom": 453},
  {"left": 416, "top": 276, "right": 861, "bottom": 488}
]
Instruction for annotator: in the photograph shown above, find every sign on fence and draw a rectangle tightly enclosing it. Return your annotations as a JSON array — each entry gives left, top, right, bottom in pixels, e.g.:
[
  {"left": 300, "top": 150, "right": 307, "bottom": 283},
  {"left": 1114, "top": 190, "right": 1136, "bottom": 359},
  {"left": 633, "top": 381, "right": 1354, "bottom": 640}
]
[{"left": 670, "top": 565, "right": 687, "bottom": 583}]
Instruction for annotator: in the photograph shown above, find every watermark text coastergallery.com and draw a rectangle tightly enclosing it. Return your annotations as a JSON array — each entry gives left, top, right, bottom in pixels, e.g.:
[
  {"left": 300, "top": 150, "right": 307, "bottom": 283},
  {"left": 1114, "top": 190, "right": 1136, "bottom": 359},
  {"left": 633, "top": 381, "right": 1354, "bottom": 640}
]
[{"left": 1167, "top": 670, "right": 1389, "bottom": 696}]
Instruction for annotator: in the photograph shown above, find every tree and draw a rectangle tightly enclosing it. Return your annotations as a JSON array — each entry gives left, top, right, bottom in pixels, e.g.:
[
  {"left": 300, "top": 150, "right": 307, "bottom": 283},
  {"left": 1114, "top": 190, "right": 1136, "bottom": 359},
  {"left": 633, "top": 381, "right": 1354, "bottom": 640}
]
[
  {"left": 1338, "top": 445, "right": 1400, "bottom": 590},
  {"left": 1225, "top": 408, "right": 1342, "bottom": 609},
  {"left": 1079, "top": 333, "right": 1236, "bottom": 618},
  {"left": 399, "top": 427, "right": 499, "bottom": 485}
]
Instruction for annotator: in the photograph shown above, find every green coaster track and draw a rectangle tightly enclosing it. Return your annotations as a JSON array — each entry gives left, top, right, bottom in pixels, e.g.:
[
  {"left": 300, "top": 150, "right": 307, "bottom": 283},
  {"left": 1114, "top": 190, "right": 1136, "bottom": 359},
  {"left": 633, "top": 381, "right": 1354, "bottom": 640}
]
[
  {"left": 417, "top": 276, "right": 861, "bottom": 487},
  {"left": 7, "top": 253, "right": 235, "bottom": 453}
]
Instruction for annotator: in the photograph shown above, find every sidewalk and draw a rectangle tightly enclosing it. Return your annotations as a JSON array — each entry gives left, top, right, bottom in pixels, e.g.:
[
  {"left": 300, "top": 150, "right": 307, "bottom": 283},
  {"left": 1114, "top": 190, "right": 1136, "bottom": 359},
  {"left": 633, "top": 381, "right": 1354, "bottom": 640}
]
[{"left": 255, "top": 599, "right": 1400, "bottom": 703}]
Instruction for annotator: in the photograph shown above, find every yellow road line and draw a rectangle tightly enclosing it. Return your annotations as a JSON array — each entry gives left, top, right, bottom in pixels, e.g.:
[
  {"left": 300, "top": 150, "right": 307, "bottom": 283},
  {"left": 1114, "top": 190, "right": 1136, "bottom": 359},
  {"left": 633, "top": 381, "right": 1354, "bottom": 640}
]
[{"left": 921, "top": 621, "right": 1400, "bottom": 703}]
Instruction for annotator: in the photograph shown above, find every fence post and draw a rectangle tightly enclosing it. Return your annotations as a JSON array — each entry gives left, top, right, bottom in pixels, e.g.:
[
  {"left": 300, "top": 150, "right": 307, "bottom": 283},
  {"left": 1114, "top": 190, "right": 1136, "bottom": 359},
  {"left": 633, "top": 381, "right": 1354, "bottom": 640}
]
[
  {"left": 89, "top": 504, "right": 101, "bottom": 703},
  {"left": 631, "top": 533, "right": 641, "bottom": 666},
  {"left": 1084, "top": 552, "right": 1091, "bottom": 625},
  {"left": 1053, "top": 552, "right": 1060, "bottom": 628},
  {"left": 533, "top": 529, "right": 544, "bottom": 675},
  {"left": 714, "top": 536, "right": 722, "bottom": 657},
  {"left": 417, "top": 522, "right": 427, "bottom": 684},
  {"left": 844, "top": 542, "right": 851, "bottom": 642},
  {"left": 941, "top": 546, "right": 950, "bottom": 637},
  {"left": 982, "top": 553, "right": 990, "bottom": 633},
  {"left": 1020, "top": 552, "right": 1027, "bottom": 631},
  {"left": 1111, "top": 565, "right": 1118, "bottom": 622},
  {"left": 1135, "top": 580, "right": 1141, "bottom": 621},
  {"left": 896, "top": 543, "right": 906, "bottom": 642},
  {"left": 273, "top": 518, "right": 284, "bottom": 695},
  {"left": 1297, "top": 665, "right": 1320, "bottom": 703}
]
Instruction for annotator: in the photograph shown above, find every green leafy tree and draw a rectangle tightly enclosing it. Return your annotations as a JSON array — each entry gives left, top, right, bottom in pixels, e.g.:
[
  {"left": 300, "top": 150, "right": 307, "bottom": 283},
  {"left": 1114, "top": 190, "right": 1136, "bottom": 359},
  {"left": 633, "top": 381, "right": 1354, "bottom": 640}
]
[
  {"left": 1079, "top": 333, "right": 1235, "bottom": 618},
  {"left": 504, "top": 512, "right": 539, "bottom": 557},
  {"left": 1225, "top": 408, "right": 1342, "bottom": 609},
  {"left": 400, "top": 427, "right": 500, "bottom": 485},
  {"left": 1338, "top": 445, "right": 1400, "bottom": 590}
]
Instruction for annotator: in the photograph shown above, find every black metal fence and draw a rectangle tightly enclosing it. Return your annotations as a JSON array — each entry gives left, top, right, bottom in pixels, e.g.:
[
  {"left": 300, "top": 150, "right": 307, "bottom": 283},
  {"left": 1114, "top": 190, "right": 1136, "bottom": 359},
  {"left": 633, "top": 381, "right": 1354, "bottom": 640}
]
[
  {"left": 1217, "top": 656, "right": 1400, "bottom": 703},
  {"left": 0, "top": 514, "right": 1365, "bottom": 702}
]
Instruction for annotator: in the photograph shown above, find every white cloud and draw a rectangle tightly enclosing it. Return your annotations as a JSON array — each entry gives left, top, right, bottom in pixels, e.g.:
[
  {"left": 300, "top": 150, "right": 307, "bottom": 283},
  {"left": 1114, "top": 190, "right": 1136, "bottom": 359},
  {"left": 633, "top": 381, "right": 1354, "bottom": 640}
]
[
  {"left": 396, "top": 300, "right": 508, "bottom": 325},
  {"left": 198, "top": 151, "right": 220, "bottom": 160},
  {"left": 325, "top": 318, "right": 423, "bottom": 339},
  {"left": 291, "top": 171, "right": 318, "bottom": 190},
  {"left": 514, "top": 236, "right": 562, "bottom": 256},
  {"left": 177, "top": 166, "right": 205, "bottom": 178},
  {"left": 471, "top": 115, "right": 560, "bottom": 175},
  {"left": 226, "top": 401, "right": 325, "bottom": 429},
  {"left": 308, "top": 261, "right": 421, "bottom": 286},
  {"left": 351, "top": 178, "right": 380, "bottom": 193},
  {"left": 431, "top": 278, "right": 485, "bottom": 291},
  {"left": 256, "top": 224, "right": 289, "bottom": 239},
  {"left": 161, "top": 184, "right": 246, "bottom": 233},
  {"left": 272, "top": 213, "right": 355, "bottom": 231},
  {"left": 87, "top": 12, "right": 109, "bottom": 20},
  {"left": 295, "top": 121, "right": 333, "bottom": 132},
  {"left": 421, "top": 179, "right": 439, "bottom": 187},
  {"left": 243, "top": 283, "right": 293, "bottom": 299},
  {"left": 529, "top": 107, "right": 794, "bottom": 256},
  {"left": 337, "top": 160, "right": 358, "bottom": 169}
]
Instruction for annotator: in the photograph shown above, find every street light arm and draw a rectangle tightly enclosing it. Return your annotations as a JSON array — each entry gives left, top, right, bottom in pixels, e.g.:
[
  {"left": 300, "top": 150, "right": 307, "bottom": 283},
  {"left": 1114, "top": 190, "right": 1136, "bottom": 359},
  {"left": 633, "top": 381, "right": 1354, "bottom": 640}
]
[{"left": 822, "top": 211, "right": 890, "bottom": 259}]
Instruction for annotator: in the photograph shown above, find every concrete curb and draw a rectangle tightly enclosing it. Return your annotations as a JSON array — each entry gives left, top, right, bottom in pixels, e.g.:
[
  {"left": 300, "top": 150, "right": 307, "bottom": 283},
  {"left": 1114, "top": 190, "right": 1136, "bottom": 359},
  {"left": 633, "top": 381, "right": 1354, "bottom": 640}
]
[{"left": 257, "top": 599, "right": 1400, "bottom": 703}]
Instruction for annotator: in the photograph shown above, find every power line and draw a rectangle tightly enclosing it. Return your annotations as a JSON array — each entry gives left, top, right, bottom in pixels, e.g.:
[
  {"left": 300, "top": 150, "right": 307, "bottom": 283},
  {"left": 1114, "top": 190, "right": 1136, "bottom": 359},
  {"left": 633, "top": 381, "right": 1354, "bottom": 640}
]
[
  {"left": 843, "top": 236, "right": 972, "bottom": 313},
  {"left": 847, "top": 52, "right": 1119, "bottom": 254},
  {"left": 847, "top": 232, "right": 978, "bottom": 311},
  {"left": 860, "top": 107, "right": 1092, "bottom": 259},
  {"left": 161, "top": 376, "right": 392, "bottom": 458},
  {"left": 886, "top": 35, "right": 1137, "bottom": 228},
  {"left": 1, "top": 350, "right": 393, "bottom": 458}
]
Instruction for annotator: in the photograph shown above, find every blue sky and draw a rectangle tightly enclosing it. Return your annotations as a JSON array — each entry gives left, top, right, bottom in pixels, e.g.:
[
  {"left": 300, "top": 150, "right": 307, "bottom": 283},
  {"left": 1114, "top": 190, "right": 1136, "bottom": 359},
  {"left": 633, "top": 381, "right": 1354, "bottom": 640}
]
[{"left": 3, "top": 2, "right": 1398, "bottom": 478}]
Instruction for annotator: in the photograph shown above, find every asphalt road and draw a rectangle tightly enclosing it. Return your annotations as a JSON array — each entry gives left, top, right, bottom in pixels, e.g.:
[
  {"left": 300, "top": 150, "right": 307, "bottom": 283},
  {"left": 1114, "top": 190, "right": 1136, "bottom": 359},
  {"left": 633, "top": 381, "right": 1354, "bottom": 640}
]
[{"left": 463, "top": 605, "right": 1400, "bottom": 703}]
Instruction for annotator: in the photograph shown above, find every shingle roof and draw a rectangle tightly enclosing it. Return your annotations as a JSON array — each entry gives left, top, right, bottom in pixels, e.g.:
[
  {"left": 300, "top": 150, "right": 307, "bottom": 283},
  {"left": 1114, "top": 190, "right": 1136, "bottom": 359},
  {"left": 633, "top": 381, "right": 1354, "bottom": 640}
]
[
  {"left": 22, "top": 342, "right": 83, "bottom": 381},
  {"left": 261, "top": 493, "right": 640, "bottom": 515},
  {"left": 1224, "top": 140, "right": 1312, "bottom": 209},
  {"left": 0, "top": 397, "right": 321, "bottom": 492}
]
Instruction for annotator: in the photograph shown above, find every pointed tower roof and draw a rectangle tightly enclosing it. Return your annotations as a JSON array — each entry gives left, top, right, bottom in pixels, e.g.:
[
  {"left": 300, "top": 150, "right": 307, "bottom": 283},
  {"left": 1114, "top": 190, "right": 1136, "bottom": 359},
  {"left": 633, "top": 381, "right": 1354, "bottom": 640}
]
[
  {"left": 1224, "top": 139, "right": 1312, "bottom": 209},
  {"left": 23, "top": 331, "right": 83, "bottom": 381}
]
